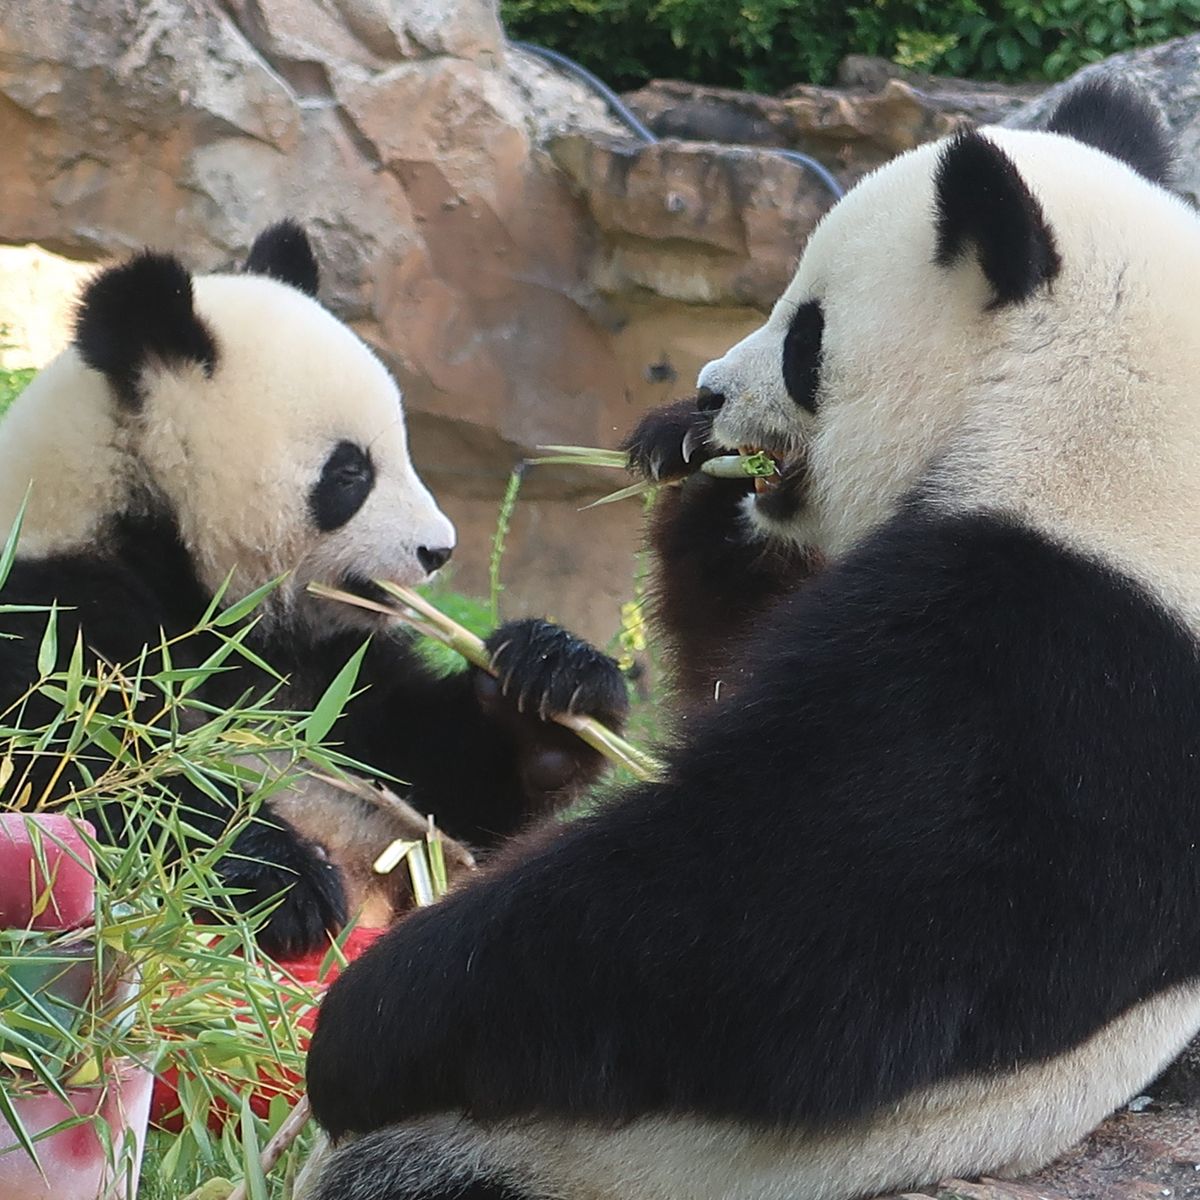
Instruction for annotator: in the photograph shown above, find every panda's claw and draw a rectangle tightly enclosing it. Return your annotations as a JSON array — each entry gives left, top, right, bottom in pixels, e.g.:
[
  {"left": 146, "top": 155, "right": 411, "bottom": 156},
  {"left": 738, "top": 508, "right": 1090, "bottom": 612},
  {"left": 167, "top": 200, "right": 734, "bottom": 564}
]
[
  {"left": 488, "top": 640, "right": 512, "bottom": 675},
  {"left": 482, "top": 618, "right": 628, "bottom": 728},
  {"left": 622, "top": 398, "right": 717, "bottom": 481}
]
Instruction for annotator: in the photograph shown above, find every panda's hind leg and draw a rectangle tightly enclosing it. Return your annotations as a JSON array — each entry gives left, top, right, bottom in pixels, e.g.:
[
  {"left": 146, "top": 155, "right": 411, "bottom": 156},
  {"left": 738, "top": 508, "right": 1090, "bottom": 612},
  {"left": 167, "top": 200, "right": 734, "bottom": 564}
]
[{"left": 297, "top": 1123, "right": 549, "bottom": 1200}]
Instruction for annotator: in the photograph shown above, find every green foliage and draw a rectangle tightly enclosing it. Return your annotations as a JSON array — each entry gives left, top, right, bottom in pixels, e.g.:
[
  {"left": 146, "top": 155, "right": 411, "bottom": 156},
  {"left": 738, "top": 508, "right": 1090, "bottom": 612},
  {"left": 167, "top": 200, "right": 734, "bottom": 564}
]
[
  {"left": 503, "top": 0, "right": 850, "bottom": 90},
  {"left": 502, "top": 0, "right": 1200, "bottom": 90},
  {"left": 0, "top": 364, "right": 34, "bottom": 418},
  {"left": 0, "top": 323, "right": 35, "bottom": 418},
  {"left": 0, "top": 590, "right": 366, "bottom": 1195},
  {"left": 850, "top": 0, "right": 1200, "bottom": 82}
]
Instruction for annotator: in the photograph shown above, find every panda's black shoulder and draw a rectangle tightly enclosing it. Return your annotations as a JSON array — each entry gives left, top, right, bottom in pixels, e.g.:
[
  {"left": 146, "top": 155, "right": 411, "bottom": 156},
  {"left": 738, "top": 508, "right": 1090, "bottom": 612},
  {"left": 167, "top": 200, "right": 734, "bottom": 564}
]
[
  {"left": 0, "top": 549, "right": 181, "bottom": 722},
  {"left": 2, "top": 552, "right": 175, "bottom": 658}
]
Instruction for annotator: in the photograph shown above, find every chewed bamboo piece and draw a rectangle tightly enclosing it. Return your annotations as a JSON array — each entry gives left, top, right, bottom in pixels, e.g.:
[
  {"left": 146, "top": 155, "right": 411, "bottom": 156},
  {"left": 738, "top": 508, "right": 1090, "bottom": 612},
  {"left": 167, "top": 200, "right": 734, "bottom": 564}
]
[
  {"left": 528, "top": 443, "right": 778, "bottom": 507},
  {"left": 701, "top": 451, "right": 778, "bottom": 479},
  {"left": 307, "top": 582, "right": 664, "bottom": 783}
]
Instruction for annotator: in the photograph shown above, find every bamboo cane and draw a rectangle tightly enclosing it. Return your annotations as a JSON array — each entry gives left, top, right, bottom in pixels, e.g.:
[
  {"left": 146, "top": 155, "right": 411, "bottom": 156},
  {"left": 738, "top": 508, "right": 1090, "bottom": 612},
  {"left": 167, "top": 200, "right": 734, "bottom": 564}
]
[{"left": 308, "top": 581, "right": 664, "bottom": 782}]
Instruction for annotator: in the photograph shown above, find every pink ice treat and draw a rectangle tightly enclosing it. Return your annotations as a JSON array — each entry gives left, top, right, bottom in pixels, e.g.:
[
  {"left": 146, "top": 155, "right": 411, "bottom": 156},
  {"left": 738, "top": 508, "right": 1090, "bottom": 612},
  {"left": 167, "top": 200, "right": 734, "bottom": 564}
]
[{"left": 0, "top": 814, "right": 96, "bottom": 931}]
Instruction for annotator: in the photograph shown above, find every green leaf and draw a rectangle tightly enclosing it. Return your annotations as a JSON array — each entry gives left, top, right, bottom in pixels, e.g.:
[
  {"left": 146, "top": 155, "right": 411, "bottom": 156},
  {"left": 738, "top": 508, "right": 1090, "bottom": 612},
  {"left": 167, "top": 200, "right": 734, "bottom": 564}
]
[
  {"left": 0, "top": 1084, "right": 41, "bottom": 1168},
  {"left": 238, "top": 1091, "right": 269, "bottom": 1200},
  {"left": 64, "top": 629, "right": 85, "bottom": 714},
  {"left": 301, "top": 641, "right": 368, "bottom": 745},
  {"left": 36, "top": 604, "right": 58, "bottom": 676},
  {"left": 1015, "top": 18, "right": 1040, "bottom": 46},
  {"left": 996, "top": 32, "right": 1023, "bottom": 73},
  {"left": 212, "top": 577, "right": 283, "bottom": 628},
  {"left": 0, "top": 485, "right": 30, "bottom": 591}
]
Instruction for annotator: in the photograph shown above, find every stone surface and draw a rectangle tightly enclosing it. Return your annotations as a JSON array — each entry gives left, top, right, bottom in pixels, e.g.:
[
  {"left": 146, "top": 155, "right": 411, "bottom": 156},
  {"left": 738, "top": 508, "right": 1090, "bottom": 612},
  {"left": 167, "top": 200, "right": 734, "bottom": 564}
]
[
  {"left": 549, "top": 132, "right": 835, "bottom": 309},
  {"left": 625, "top": 60, "right": 1043, "bottom": 182}
]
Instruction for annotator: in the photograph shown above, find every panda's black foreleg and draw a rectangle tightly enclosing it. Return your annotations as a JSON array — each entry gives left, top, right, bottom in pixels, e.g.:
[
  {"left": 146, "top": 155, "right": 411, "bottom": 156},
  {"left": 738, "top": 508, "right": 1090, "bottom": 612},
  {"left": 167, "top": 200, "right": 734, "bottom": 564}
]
[
  {"left": 214, "top": 803, "right": 348, "bottom": 959},
  {"left": 622, "top": 399, "right": 813, "bottom": 705}
]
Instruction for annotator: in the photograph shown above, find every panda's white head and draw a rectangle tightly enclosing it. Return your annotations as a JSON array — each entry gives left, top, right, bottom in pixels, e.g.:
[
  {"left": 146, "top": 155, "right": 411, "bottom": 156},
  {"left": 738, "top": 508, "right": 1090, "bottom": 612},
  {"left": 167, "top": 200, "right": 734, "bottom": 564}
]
[
  {"left": 696, "top": 81, "right": 1200, "bottom": 584},
  {"left": 0, "top": 222, "right": 455, "bottom": 631}
]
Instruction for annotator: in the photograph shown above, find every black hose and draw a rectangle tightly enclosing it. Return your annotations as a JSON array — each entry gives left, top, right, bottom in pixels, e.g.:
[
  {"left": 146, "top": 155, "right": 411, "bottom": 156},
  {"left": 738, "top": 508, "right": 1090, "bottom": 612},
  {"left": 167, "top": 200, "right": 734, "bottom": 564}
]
[
  {"left": 513, "top": 41, "right": 658, "bottom": 144},
  {"left": 512, "top": 39, "right": 845, "bottom": 200},
  {"left": 764, "top": 149, "right": 844, "bottom": 200}
]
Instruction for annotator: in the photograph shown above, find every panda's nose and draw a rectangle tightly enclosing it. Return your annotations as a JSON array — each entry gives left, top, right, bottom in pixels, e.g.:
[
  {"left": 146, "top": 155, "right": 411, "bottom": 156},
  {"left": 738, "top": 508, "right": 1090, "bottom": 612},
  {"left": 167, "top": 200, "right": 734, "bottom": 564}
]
[
  {"left": 696, "top": 387, "right": 725, "bottom": 412},
  {"left": 417, "top": 545, "right": 453, "bottom": 574}
]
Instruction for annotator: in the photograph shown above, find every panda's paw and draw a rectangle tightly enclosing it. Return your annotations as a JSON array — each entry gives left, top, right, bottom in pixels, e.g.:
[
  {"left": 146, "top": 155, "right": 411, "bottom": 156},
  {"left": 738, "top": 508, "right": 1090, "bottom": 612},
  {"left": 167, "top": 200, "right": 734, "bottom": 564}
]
[
  {"left": 220, "top": 818, "right": 348, "bottom": 960},
  {"left": 622, "top": 397, "right": 717, "bottom": 481},
  {"left": 483, "top": 619, "right": 629, "bottom": 727}
]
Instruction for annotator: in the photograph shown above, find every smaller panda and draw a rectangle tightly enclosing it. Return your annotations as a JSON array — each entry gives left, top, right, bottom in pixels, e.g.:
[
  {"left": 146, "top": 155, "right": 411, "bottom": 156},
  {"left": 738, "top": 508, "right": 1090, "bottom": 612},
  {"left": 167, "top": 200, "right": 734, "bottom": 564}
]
[
  {"left": 302, "top": 80, "right": 1200, "bottom": 1200},
  {"left": 0, "top": 223, "right": 627, "bottom": 957}
]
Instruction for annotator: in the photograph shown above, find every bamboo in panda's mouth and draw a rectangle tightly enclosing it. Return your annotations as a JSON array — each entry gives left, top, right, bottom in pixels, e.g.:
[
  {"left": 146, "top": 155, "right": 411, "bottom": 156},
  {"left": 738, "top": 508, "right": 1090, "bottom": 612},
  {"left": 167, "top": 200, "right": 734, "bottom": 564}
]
[{"left": 700, "top": 446, "right": 785, "bottom": 493}]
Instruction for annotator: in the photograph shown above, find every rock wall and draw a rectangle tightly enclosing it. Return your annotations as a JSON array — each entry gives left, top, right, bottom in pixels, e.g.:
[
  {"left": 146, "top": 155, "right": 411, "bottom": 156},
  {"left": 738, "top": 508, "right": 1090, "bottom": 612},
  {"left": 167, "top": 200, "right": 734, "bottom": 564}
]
[
  {"left": 3, "top": 3, "right": 1197, "bottom": 644},
  {"left": 0, "top": 0, "right": 825, "bottom": 643}
]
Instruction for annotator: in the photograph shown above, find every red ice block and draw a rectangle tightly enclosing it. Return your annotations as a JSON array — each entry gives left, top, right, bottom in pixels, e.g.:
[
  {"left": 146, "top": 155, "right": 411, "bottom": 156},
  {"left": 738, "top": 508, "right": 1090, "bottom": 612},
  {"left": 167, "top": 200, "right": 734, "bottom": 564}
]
[
  {"left": 0, "top": 813, "right": 96, "bottom": 931},
  {"left": 0, "top": 1059, "right": 155, "bottom": 1200},
  {"left": 150, "top": 924, "right": 387, "bottom": 1129}
]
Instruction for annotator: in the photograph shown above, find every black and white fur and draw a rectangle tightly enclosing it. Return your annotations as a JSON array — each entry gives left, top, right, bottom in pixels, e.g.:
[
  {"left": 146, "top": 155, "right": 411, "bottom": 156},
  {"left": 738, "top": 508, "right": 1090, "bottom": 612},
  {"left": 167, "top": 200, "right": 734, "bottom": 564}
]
[
  {"left": 301, "top": 82, "right": 1200, "bottom": 1199},
  {"left": 0, "top": 223, "right": 626, "bottom": 958}
]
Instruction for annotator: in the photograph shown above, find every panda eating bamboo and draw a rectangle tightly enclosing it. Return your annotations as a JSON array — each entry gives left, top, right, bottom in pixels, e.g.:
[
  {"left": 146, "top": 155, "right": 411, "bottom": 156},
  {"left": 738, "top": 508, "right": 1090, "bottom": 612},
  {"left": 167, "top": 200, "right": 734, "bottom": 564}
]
[
  {"left": 0, "top": 223, "right": 627, "bottom": 957},
  {"left": 302, "top": 79, "right": 1200, "bottom": 1200}
]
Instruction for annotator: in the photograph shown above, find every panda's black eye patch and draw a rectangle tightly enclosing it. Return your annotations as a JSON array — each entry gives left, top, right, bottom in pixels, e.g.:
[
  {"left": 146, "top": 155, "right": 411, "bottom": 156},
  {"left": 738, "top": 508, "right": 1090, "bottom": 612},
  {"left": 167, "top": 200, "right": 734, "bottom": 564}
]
[
  {"left": 310, "top": 441, "right": 375, "bottom": 532},
  {"left": 782, "top": 300, "right": 824, "bottom": 413}
]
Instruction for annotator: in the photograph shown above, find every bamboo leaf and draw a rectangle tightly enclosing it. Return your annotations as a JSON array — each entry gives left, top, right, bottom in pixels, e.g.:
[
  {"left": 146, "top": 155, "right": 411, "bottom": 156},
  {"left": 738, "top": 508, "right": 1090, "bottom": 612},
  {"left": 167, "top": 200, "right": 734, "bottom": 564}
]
[
  {"left": 0, "top": 486, "right": 30, "bottom": 591},
  {"left": 0, "top": 1083, "right": 41, "bottom": 1169},
  {"left": 301, "top": 641, "right": 368, "bottom": 745},
  {"left": 64, "top": 629, "right": 85, "bottom": 714},
  {"left": 36, "top": 605, "right": 58, "bottom": 676},
  {"left": 212, "top": 577, "right": 282, "bottom": 628},
  {"left": 580, "top": 479, "right": 658, "bottom": 509},
  {"left": 239, "top": 1088, "right": 269, "bottom": 1200}
]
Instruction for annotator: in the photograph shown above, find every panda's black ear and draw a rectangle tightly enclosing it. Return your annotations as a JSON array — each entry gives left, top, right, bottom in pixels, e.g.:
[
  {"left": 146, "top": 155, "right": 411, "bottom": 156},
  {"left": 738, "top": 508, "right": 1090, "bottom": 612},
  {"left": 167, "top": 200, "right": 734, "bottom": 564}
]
[
  {"left": 74, "top": 253, "right": 218, "bottom": 409},
  {"left": 1046, "top": 78, "right": 1172, "bottom": 186},
  {"left": 244, "top": 220, "right": 319, "bottom": 297},
  {"left": 933, "top": 129, "right": 1061, "bottom": 310}
]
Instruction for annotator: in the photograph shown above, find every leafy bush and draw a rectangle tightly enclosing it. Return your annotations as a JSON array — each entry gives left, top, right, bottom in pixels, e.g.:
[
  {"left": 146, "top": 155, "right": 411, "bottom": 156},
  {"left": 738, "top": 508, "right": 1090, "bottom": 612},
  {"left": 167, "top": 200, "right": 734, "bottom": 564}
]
[
  {"left": 503, "top": 0, "right": 851, "bottom": 91},
  {"left": 851, "top": 0, "right": 1200, "bottom": 82},
  {"left": 502, "top": 0, "right": 1200, "bottom": 91}
]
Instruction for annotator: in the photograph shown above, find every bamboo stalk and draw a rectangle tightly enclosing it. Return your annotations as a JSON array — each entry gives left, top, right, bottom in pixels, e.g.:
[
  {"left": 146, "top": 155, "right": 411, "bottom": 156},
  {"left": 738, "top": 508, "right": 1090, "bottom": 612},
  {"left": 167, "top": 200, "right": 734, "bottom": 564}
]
[
  {"left": 226, "top": 1096, "right": 311, "bottom": 1200},
  {"left": 307, "top": 582, "right": 664, "bottom": 782},
  {"left": 306, "top": 770, "right": 476, "bottom": 871}
]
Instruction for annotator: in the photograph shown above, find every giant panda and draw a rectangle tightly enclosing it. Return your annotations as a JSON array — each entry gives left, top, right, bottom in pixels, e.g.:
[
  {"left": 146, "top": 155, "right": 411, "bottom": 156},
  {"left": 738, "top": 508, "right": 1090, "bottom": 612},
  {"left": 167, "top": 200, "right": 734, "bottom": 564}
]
[
  {"left": 300, "top": 78, "right": 1200, "bottom": 1200},
  {"left": 0, "top": 222, "right": 627, "bottom": 958}
]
